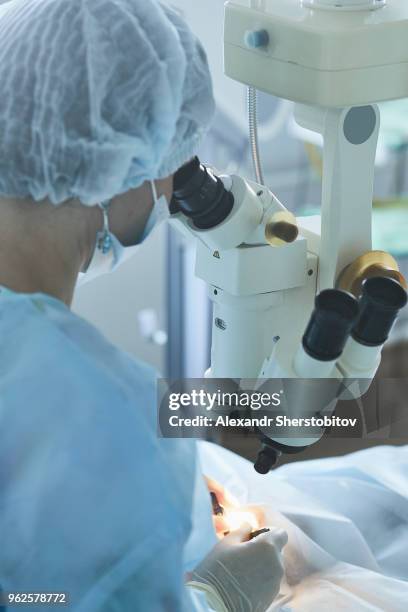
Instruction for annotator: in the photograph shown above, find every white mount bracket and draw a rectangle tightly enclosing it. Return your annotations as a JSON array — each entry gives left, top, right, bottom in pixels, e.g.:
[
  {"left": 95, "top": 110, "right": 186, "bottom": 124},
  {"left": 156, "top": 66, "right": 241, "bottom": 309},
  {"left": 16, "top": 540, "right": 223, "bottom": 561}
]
[{"left": 295, "top": 104, "right": 380, "bottom": 290}]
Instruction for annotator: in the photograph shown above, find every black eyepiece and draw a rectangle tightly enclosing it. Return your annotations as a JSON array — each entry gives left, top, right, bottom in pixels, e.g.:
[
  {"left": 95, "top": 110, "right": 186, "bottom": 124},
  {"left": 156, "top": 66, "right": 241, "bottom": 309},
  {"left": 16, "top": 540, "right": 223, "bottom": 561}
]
[
  {"left": 303, "top": 289, "right": 359, "bottom": 362},
  {"left": 170, "top": 157, "right": 234, "bottom": 230},
  {"left": 353, "top": 276, "right": 407, "bottom": 347}
]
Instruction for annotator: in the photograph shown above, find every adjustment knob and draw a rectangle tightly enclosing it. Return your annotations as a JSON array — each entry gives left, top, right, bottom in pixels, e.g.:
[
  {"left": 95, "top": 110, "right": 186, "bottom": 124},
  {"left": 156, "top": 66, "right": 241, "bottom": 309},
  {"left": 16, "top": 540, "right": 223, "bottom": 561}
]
[
  {"left": 265, "top": 211, "right": 299, "bottom": 247},
  {"left": 244, "top": 29, "right": 270, "bottom": 49}
]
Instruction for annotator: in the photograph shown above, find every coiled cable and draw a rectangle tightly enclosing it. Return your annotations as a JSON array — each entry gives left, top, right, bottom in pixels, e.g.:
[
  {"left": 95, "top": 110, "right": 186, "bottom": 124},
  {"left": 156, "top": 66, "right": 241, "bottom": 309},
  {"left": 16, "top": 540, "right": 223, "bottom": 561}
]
[{"left": 247, "top": 86, "right": 264, "bottom": 185}]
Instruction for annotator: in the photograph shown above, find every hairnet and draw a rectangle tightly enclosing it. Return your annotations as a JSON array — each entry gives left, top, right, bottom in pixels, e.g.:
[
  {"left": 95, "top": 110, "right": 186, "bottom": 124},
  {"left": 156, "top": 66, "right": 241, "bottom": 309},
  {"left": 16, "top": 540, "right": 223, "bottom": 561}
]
[{"left": 0, "top": 0, "right": 215, "bottom": 205}]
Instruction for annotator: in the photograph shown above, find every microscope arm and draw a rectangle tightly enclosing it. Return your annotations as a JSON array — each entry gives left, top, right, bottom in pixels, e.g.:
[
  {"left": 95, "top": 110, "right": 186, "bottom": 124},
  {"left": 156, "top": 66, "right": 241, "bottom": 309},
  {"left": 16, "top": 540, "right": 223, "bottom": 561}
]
[{"left": 295, "top": 104, "right": 379, "bottom": 291}]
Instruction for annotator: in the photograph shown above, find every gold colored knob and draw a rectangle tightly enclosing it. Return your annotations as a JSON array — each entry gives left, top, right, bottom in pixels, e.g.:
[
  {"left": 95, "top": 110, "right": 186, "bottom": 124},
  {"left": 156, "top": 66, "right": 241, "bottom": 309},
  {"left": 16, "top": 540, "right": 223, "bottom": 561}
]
[
  {"left": 265, "top": 211, "right": 299, "bottom": 247},
  {"left": 337, "top": 251, "right": 407, "bottom": 298}
]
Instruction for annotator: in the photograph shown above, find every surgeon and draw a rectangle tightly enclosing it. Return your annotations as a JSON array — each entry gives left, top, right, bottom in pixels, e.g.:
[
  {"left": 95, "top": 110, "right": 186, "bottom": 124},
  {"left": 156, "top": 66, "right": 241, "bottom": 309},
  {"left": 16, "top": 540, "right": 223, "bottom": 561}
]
[{"left": 0, "top": 1, "right": 287, "bottom": 610}]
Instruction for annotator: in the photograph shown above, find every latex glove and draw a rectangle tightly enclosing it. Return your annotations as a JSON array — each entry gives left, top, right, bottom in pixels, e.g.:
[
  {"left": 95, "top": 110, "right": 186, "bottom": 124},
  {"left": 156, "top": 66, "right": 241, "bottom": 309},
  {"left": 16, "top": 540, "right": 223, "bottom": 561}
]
[{"left": 190, "top": 523, "right": 288, "bottom": 612}]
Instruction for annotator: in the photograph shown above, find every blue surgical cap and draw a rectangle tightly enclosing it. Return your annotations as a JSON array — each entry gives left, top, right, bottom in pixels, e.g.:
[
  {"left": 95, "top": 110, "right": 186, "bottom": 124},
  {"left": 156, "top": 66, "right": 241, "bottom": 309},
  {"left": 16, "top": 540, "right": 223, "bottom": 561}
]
[{"left": 0, "top": 0, "right": 215, "bottom": 205}]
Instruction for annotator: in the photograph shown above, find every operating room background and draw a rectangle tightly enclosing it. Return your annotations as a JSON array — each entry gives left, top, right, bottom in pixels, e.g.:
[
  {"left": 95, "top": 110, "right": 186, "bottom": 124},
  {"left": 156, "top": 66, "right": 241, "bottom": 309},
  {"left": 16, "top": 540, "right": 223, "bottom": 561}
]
[{"left": 73, "top": 0, "right": 408, "bottom": 462}]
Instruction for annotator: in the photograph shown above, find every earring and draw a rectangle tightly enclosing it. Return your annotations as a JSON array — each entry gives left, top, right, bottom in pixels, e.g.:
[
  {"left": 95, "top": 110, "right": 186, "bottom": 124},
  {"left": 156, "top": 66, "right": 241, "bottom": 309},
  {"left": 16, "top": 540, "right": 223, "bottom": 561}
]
[{"left": 97, "top": 200, "right": 113, "bottom": 254}]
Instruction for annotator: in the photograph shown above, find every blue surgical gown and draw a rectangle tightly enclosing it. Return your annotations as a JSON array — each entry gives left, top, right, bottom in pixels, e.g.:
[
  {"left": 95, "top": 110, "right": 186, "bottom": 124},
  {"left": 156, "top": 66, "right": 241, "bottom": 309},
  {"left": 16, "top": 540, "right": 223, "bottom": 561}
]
[{"left": 0, "top": 288, "right": 215, "bottom": 611}]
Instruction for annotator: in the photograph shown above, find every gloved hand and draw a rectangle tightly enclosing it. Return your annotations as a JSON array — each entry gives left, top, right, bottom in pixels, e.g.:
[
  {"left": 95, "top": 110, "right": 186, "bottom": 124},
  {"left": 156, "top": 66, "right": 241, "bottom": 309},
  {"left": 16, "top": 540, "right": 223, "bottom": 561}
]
[{"left": 190, "top": 523, "right": 288, "bottom": 612}]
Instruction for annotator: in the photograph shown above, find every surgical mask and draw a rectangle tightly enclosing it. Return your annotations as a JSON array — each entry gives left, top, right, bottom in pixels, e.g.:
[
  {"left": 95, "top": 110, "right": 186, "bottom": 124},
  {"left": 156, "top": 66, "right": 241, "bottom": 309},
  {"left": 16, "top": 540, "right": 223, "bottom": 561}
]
[{"left": 77, "top": 181, "right": 169, "bottom": 287}]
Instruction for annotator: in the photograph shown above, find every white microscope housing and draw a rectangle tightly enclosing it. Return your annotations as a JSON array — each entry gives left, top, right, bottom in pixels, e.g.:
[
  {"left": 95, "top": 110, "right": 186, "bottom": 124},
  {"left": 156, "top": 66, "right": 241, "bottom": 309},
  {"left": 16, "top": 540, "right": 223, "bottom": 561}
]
[
  {"left": 170, "top": 0, "right": 408, "bottom": 470},
  {"left": 224, "top": 0, "right": 408, "bottom": 108}
]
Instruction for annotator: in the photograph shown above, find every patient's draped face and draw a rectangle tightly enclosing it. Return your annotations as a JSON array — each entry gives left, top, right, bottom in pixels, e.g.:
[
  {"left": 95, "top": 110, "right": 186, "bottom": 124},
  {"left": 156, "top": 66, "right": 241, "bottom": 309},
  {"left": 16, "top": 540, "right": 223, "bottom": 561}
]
[{"left": 205, "top": 476, "right": 265, "bottom": 538}]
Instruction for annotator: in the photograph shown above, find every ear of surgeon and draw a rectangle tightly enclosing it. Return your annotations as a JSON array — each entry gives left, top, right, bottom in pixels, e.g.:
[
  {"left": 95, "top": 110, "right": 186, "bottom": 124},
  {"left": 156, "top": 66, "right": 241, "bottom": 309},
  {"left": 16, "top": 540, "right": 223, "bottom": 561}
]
[{"left": 77, "top": 176, "right": 173, "bottom": 288}]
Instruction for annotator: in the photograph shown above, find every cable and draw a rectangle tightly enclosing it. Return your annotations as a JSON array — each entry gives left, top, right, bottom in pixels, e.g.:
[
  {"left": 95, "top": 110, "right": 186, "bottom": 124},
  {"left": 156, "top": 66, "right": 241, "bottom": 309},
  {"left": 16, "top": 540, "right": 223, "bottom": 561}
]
[{"left": 247, "top": 86, "right": 265, "bottom": 185}]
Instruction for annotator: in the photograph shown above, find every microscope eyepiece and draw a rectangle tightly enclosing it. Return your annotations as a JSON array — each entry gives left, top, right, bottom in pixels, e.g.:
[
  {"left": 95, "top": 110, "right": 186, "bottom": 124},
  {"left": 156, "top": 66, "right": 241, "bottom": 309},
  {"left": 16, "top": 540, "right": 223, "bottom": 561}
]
[
  {"left": 352, "top": 276, "right": 407, "bottom": 347},
  {"left": 303, "top": 289, "right": 359, "bottom": 362},
  {"left": 171, "top": 156, "right": 234, "bottom": 230}
]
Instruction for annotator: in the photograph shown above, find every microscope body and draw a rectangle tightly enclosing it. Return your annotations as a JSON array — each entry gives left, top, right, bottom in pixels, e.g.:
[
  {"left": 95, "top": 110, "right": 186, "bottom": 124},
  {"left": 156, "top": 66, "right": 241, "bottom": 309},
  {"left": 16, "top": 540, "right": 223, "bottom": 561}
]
[
  {"left": 194, "top": 177, "right": 311, "bottom": 381},
  {"left": 170, "top": 0, "right": 408, "bottom": 466}
]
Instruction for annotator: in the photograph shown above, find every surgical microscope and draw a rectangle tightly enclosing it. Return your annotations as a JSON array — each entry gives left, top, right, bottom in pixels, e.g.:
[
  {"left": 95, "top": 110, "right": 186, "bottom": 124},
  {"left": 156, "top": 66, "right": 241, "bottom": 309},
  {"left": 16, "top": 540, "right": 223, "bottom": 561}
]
[{"left": 170, "top": 0, "right": 408, "bottom": 472}]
